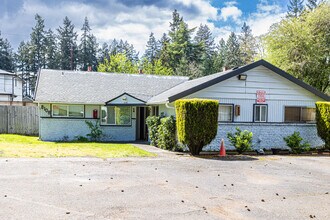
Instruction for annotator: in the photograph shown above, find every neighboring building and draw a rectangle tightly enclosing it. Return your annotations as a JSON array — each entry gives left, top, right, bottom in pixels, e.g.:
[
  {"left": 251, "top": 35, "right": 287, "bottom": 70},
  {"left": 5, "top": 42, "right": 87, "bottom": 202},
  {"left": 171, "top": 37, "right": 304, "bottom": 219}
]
[
  {"left": 34, "top": 60, "right": 330, "bottom": 149},
  {"left": 0, "top": 69, "right": 23, "bottom": 105}
]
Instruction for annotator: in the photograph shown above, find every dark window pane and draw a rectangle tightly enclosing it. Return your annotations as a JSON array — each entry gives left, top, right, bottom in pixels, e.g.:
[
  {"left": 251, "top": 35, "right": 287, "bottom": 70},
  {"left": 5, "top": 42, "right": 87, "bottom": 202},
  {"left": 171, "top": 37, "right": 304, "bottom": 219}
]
[{"left": 285, "top": 107, "right": 301, "bottom": 122}]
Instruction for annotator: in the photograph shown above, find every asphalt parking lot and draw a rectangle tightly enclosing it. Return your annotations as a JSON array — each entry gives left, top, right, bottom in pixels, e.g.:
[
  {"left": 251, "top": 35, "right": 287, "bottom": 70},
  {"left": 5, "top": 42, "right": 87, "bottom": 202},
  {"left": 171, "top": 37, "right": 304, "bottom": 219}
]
[{"left": 0, "top": 144, "right": 329, "bottom": 220}]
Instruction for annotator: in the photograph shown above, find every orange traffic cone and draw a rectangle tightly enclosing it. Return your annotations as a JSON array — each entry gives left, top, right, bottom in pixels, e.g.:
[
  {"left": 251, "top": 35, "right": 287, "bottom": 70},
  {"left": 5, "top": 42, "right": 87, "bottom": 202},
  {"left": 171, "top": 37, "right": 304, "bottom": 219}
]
[{"left": 220, "top": 139, "right": 226, "bottom": 156}]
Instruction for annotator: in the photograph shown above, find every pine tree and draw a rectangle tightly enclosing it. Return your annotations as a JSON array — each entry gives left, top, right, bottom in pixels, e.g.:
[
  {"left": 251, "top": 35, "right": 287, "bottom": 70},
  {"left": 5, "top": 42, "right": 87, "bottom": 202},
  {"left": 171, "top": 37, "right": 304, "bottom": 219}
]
[
  {"left": 0, "top": 32, "right": 14, "bottom": 72},
  {"left": 287, "top": 0, "right": 304, "bottom": 17},
  {"left": 30, "top": 14, "right": 46, "bottom": 73},
  {"left": 194, "top": 24, "right": 215, "bottom": 57},
  {"left": 45, "top": 29, "right": 58, "bottom": 69},
  {"left": 306, "top": 0, "right": 322, "bottom": 10},
  {"left": 194, "top": 24, "right": 215, "bottom": 75},
  {"left": 169, "top": 9, "right": 183, "bottom": 37},
  {"left": 78, "top": 17, "right": 98, "bottom": 71},
  {"left": 144, "top": 32, "right": 159, "bottom": 63},
  {"left": 57, "top": 16, "right": 78, "bottom": 70},
  {"left": 225, "top": 32, "right": 243, "bottom": 69},
  {"left": 98, "top": 42, "right": 109, "bottom": 63},
  {"left": 213, "top": 38, "right": 226, "bottom": 72},
  {"left": 239, "top": 22, "right": 256, "bottom": 65}
]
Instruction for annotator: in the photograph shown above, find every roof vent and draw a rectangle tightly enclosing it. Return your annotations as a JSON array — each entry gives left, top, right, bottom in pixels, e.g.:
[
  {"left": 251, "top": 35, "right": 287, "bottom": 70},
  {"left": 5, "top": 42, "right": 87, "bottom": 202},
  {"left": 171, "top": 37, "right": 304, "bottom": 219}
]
[
  {"left": 232, "top": 67, "right": 239, "bottom": 70},
  {"left": 61, "top": 72, "right": 64, "bottom": 76}
]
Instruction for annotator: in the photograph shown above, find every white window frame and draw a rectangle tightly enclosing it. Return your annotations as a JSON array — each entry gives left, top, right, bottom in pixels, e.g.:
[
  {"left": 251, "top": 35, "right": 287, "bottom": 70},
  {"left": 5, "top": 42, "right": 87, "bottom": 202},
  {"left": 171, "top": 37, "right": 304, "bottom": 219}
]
[
  {"left": 101, "top": 106, "right": 132, "bottom": 126},
  {"left": 254, "top": 104, "right": 267, "bottom": 122},
  {"left": 218, "top": 104, "right": 234, "bottom": 122},
  {"left": 52, "top": 104, "right": 84, "bottom": 118}
]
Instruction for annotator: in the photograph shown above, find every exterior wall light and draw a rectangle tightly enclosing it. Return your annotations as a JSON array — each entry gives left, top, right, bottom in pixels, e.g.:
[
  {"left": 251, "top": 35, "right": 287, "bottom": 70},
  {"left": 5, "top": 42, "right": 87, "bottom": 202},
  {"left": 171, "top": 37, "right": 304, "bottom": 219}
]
[{"left": 238, "top": 74, "right": 247, "bottom": 80}]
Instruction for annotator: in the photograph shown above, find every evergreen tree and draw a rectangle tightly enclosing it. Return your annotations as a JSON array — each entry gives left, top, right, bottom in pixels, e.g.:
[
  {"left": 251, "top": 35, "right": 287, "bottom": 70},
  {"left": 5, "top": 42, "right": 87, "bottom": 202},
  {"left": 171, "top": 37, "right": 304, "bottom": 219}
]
[
  {"left": 239, "top": 22, "right": 256, "bottom": 65},
  {"left": 97, "top": 53, "right": 138, "bottom": 73},
  {"left": 194, "top": 24, "right": 215, "bottom": 57},
  {"left": 98, "top": 42, "right": 109, "bottom": 62},
  {"left": 225, "top": 32, "right": 243, "bottom": 69},
  {"left": 0, "top": 32, "right": 14, "bottom": 72},
  {"left": 287, "top": 0, "right": 304, "bottom": 17},
  {"left": 45, "top": 29, "right": 58, "bottom": 69},
  {"left": 194, "top": 24, "right": 215, "bottom": 76},
  {"left": 169, "top": 9, "right": 183, "bottom": 36},
  {"left": 144, "top": 32, "right": 159, "bottom": 63},
  {"left": 30, "top": 14, "right": 46, "bottom": 73},
  {"left": 213, "top": 38, "right": 226, "bottom": 72},
  {"left": 306, "top": 0, "right": 323, "bottom": 10},
  {"left": 57, "top": 16, "right": 78, "bottom": 70},
  {"left": 78, "top": 17, "right": 98, "bottom": 71}
]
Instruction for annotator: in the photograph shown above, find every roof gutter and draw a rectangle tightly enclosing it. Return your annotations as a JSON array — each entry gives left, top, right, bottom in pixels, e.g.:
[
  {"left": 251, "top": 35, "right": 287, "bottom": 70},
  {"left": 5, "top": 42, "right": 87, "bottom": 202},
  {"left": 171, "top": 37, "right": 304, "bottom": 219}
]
[{"left": 165, "top": 101, "right": 175, "bottom": 109}]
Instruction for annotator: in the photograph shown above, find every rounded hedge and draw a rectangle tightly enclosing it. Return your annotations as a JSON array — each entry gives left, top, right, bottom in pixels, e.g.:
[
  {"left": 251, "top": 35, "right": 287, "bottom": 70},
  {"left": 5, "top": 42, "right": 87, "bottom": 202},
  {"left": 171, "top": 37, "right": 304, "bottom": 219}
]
[
  {"left": 175, "top": 99, "right": 219, "bottom": 155},
  {"left": 315, "top": 101, "right": 330, "bottom": 149}
]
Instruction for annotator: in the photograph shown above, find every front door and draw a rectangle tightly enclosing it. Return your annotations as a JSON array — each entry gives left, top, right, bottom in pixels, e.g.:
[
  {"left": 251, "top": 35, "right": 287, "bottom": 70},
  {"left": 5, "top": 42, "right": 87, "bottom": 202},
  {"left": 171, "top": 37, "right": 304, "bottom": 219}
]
[{"left": 136, "top": 107, "right": 150, "bottom": 141}]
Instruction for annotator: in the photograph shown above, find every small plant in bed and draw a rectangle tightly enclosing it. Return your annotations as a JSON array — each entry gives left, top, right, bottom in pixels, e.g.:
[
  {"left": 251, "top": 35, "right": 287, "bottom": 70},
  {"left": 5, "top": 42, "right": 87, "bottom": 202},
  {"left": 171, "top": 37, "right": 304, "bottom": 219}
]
[
  {"left": 85, "top": 120, "right": 103, "bottom": 141},
  {"left": 227, "top": 127, "right": 253, "bottom": 154},
  {"left": 283, "top": 131, "right": 310, "bottom": 154}
]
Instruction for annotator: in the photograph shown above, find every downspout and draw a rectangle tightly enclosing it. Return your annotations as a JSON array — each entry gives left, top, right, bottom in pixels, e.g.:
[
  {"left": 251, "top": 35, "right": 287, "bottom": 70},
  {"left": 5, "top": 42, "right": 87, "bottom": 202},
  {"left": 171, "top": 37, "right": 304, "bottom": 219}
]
[{"left": 165, "top": 101, "right": 175, "bottom": 109}]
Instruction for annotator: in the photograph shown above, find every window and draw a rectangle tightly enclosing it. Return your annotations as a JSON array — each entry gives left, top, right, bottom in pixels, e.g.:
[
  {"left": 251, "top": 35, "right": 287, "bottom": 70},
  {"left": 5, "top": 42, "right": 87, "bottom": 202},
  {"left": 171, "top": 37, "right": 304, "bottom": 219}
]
[
  {"left": 52, "top": 105, "right": 84, "bottom": 118},
  {"left": 101, "top": 106, "right": 132, "bottom": 125},
  {"left": 284, "top": 106, "right": 315, "bottom": 123},
  {"left": 218, "top": 105, "right": 233, "bottom": 122},
  {"left": 254, "top": 105, "right": 267, "bottom": 122}
]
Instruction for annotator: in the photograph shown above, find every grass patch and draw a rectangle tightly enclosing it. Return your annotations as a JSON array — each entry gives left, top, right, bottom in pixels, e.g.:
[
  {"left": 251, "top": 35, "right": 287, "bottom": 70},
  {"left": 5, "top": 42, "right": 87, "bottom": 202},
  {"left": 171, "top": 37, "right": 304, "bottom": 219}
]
[{"left": 0, "top": 134, "right": 155, "bottom": 158}]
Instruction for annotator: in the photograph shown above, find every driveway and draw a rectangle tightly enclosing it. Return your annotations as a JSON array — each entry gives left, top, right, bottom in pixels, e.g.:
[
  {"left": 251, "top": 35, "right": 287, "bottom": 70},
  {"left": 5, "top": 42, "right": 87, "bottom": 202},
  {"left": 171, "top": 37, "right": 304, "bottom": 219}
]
[{"left": 0, "top": 144, "right": 329, "bottom": 219}]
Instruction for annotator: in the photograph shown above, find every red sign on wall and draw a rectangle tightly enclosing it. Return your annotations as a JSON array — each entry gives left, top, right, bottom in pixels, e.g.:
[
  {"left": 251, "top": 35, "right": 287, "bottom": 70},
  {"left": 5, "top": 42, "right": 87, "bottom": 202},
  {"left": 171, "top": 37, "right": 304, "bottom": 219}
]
[{"left": 256, "top": 90, "right": 266, "bottom": 103}]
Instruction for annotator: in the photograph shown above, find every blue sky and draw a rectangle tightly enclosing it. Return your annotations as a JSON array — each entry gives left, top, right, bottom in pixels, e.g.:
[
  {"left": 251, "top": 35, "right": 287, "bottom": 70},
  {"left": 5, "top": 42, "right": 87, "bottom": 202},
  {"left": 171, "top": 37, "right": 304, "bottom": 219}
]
[{"left": 0, "top": 0, "right": 289, "bottom": 53}]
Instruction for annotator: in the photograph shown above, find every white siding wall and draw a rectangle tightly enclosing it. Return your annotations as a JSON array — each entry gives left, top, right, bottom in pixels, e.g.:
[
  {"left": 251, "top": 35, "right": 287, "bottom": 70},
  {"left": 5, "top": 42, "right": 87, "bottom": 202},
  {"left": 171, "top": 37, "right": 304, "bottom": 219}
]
[{"left": 184, "top": 66, "right": 322, "bottom": 122}]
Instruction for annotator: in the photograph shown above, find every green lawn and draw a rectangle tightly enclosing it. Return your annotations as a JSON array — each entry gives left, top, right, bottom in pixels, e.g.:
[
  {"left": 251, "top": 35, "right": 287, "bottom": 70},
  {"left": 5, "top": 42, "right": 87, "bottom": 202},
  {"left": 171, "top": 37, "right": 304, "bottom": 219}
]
[{"left": 0, "top": 134, "right": 155, "bottom": 158}]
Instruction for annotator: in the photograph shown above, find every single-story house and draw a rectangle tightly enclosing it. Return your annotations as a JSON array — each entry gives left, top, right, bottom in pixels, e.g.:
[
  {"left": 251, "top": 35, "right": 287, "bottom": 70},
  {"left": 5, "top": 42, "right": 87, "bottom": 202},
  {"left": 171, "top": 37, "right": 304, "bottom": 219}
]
[
  {"left": 34, "top": 60, "right": 330, "bottom": 150},
  {"left": 0, "top": 69, "right": 23, "bottom": 105}
]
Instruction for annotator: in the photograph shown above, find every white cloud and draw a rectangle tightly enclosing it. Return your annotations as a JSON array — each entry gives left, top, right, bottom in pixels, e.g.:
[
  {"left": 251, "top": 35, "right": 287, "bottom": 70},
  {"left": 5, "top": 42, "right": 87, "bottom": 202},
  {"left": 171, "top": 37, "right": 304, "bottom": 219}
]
[
  {"left": 218, "top": 1, "right": 242, "bottom": 22},
  {"left": 246, "top": 1, "right": 286, "bottom": 36}
]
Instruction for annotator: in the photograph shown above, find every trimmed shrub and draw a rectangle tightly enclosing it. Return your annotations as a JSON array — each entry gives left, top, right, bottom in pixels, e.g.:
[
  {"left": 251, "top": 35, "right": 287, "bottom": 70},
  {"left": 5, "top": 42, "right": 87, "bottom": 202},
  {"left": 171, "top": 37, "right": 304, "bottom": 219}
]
[
  {"left": 315, "top": 102, "right": 330, "bottom": 149},
  {"left": 227, "top": 127, "right": 253, "bottom": 154},
  {"left": 175, "top": 99, "right": 219, "bottom": 155},
  {"left": 283, "top": 131, "right": 310, "bottom": 154},
  {"left": 146, "top": 116, "right": 161, "bottom": 146},
  {"left": 158, "top": 116, "right": 181, "bottom": 151}
]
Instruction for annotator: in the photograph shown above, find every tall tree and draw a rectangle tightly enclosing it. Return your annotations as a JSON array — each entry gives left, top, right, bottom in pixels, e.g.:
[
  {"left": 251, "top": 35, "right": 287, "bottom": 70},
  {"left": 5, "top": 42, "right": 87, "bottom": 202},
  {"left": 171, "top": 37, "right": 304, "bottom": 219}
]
[
  {"left": 225, "top": 32, "right": 243, "bottom": 69},
  {"left": 30, "top": 14, "right": 46, "bottom": 73},
  {"left": 98, "top": 42, "right": 109, "bottom": 63},
  {"left": 287, "top": 0, "right": 304, "bottom": 17},
  {"left": 169, "top": 9, "right": 183, "bottom": 36},
  {"left": 265, "top": 3, "right": 330, "bottom": 93},
  {"left": 144, "top": 32, "right": 159, "bottom": 63},
  {"left": 57, "top": 16, "right": 78, "bottom": 70},
  {"left": 239, "top": 22, "right": 256, "bottom": 65},
  {"left": 194, "top": 24, "right": 215, "bottom": 76},
  {"left": 78, "top": 17, "right": 98, "bottom": 71},
  {"left": 213, "top": 38, "right": 226, "bottom": 72},
  {"left": 0, "top": 32, "right": 14, "bottom": 72},
  {"left": 44, "top": 29, "right": 58, "bottom": 69}
]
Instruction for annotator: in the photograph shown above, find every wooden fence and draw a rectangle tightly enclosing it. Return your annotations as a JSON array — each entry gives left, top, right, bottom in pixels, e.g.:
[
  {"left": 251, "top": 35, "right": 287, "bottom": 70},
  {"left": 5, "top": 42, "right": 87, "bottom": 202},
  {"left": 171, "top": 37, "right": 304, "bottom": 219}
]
[{"left": 0, "top": 106, "right": 39, "bottom": 135}]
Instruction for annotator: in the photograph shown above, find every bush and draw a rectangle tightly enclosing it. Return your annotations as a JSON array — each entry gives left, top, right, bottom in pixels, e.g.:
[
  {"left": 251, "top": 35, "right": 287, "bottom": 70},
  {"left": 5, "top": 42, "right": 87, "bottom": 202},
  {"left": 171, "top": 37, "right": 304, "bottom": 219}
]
[
  {"left": 227, "top": 127, "right": 253, "bottom": 154},
  {"left": 315, "top": 102, "right": 330, "bottom": 149},
  {"left": 85, "top": 120, "right": 103, "bottom": 141},
  {"left": 75, "top": 135, "right": 89, "bottom": 142},
  {"left": 158, "top": 116, "right": 181, "bottom": 151},
  {"left": 146, "top": 116, "right": 161, "bottom": 146},
  {"left": 175, "top": 99, "right": 219, "bottom": 155},
  {"left": 283, "top": 131, "right": 310, "bottom": 154}
]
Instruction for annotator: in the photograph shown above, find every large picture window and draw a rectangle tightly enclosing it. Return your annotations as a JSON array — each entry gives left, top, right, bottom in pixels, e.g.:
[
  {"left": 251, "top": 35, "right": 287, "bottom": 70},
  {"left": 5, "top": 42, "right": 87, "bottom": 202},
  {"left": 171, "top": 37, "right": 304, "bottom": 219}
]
[
  {"left": 218, "top": 105, "right": 233, "bottom": 122},
  {"left": 284, "top": 106, "right": 315, "bottom": 123},
  {"left": 101, "top": 106, "right": 132, "bottom": 125},
  {"left": 52, "top": 105, "right": 84, "bottom": 118},
  {"left": 254, "top": 104, "right": 267, "bottom": 122}
]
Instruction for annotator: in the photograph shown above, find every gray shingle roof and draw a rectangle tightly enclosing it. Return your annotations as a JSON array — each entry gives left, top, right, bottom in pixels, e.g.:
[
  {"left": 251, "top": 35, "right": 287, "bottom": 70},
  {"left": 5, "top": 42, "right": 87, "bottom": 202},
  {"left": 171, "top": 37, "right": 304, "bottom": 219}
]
[
  {"left": 147, "top": 70, "right": 231, "bottom": 104},
  {"left": 34, "top": 69, "right": 189, "bottom": 104}
]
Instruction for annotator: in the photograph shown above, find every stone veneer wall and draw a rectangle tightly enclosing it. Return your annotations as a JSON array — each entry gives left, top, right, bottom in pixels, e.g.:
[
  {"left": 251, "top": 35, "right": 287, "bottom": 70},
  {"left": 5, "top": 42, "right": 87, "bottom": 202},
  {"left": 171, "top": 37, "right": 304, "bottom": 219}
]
[
  {"left": 204, "top": 123, "right": 324, "bottom": 151},
  {"left": 39, "top": 118, "right": 136, "bottom": 142}
]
